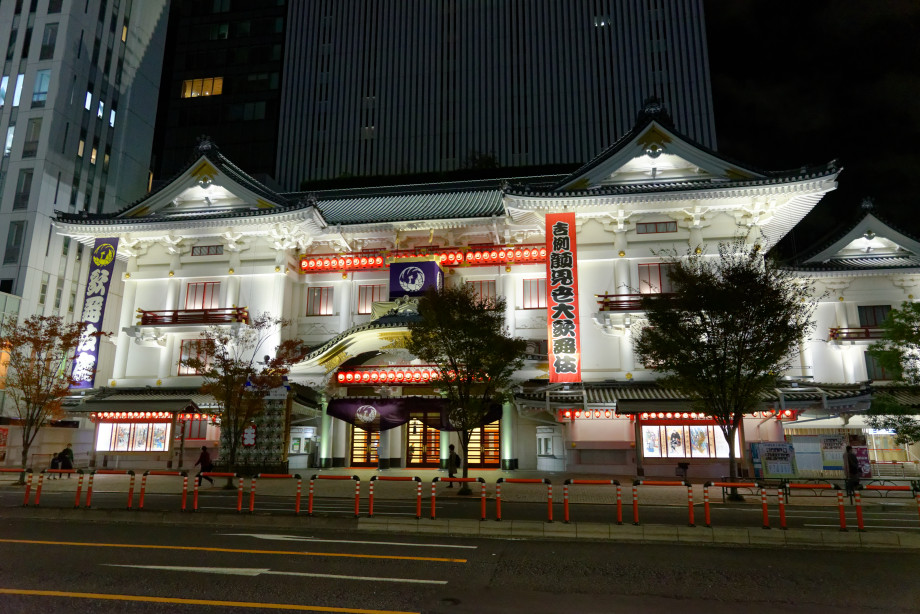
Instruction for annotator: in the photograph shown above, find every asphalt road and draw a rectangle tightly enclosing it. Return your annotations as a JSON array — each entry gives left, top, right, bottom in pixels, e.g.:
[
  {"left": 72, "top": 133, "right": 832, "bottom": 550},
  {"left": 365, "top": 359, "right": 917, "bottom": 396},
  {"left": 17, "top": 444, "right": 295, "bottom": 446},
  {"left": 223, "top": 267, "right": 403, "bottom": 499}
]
[
  {"left": 0, "top": 517, "right": 917, "bottom": 614},
  {"left": 4, "top": 487, "right": 919, "bottom": 532}
]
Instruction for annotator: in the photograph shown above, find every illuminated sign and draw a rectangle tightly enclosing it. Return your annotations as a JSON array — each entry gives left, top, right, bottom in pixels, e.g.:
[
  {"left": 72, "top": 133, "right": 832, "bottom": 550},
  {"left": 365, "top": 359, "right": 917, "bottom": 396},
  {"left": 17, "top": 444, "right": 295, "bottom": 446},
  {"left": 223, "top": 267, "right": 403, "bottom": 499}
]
[
  {"left": 71, "top": 238, "right": 118, "bottom": 390},
  {"left": 545, "top": 212, "right": 581, "bottom": 382}
]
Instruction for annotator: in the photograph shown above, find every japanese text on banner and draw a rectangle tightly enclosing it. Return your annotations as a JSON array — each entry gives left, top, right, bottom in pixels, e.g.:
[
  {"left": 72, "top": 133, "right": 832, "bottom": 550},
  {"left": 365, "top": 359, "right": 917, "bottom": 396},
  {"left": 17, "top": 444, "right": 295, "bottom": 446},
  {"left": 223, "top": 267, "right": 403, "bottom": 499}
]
[
  {"left": 71, "top": 238, "right": 118, "bottom": 390},
  {"left": 545, "top": 212, "right": 581, "bottom": 382}
]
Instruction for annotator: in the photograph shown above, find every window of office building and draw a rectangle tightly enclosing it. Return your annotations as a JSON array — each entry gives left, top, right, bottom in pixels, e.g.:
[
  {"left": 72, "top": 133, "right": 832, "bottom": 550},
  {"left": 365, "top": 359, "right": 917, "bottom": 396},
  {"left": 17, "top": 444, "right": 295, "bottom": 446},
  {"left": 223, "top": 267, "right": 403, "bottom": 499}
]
[
  {"left": 22, "top": 118, "right": 40, "bottom": 157},
  {"left": 181, "top": 77, "right": 223, "bottom": 98},
  {"left": 522, "top": 278, "right": 546, "bottom": 309},
  {"left": 0, "top": 76, "right": 7, "bottom": 106},
  {"left": 12, "top": 74, "right": 24, "bottom": 106},
  {"left": 39, "top": 23, "right": 57, "bottom": 60},
  {"left": 4, "top": 221, "right": 26, "bottom": 264},
  {"left": 307, "top": 286, "right": 334, "bottom": 316},
  {"left": 357, "top": 284, "right": 385, "bottom": 315},
  {"left": 31, "top": 69, "right": 50, "bottom": 107},
  {"left": 3, "top": 125, "right": 13, "bottom": 157},
  {"left": 13, "top": 169, "right": 33, "bottom": 209},
  {"left": 37, "top": 273, "right": 50, "bottom": 305}
]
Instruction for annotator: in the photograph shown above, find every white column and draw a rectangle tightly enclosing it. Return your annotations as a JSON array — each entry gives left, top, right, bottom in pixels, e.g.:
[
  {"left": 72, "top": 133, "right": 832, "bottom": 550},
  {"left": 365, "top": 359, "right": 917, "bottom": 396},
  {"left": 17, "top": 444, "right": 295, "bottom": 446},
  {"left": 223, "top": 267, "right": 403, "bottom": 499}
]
[
  {"left": 158, "top": 334, "right": 176, "bottom": 380},
  {"left": 319, "top": 403, "right": 333, "bottom": 468},
  {"left": 440, "top": 431, "right": 450, "bottom": 470},
  {"left": 615, "top": 259, "right": 630, "bottom": 295},
  {"left": 500, "top": 401, "right": 515, "bottom": 470},
  {"left": 165, "top": 278, "right": 180, "bottom": 310},
  {"left": 227, "top": 275, "right": 241, "bottom": 308},
  {"left": 333, "top": 418, "right": 348, "bottom": 466},
  {"left": 111, "top": 279, "right": 137, "bottom": 379},
  {"left": 503, "top": 271, "right": 515, "bottom": 336},
  {"left": 338, "top": 278, "right": 352, "bottom": 332},
  {"left": 377, "top": 429, "right": 390, "bottom": 469}
]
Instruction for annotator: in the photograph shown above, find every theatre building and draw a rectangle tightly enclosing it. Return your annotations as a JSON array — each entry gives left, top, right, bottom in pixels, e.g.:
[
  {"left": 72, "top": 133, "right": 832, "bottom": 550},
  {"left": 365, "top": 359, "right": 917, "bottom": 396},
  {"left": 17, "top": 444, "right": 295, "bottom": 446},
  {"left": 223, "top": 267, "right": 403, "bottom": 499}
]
[{"left": 49, "top": 103, "right": 917, "bottom": 477}]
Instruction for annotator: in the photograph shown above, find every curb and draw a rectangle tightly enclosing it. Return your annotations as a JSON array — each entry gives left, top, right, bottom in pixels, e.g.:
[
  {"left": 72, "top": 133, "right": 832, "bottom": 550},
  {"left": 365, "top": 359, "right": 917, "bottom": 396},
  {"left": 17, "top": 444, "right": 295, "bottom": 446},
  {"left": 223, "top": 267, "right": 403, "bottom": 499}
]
[{"left": 2, "top": 507, "right": 918, "bottom": 550}]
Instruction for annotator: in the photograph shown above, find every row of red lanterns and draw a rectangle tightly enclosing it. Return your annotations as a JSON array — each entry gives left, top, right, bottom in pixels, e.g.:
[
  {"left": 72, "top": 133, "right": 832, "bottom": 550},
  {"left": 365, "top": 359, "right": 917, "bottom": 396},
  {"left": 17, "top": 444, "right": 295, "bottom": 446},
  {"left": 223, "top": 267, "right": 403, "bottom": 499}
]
[
  {"left": 563, "top": 409, "right": 614, "bottom": 419},
  {"left": 337, "top": 369, "right": 441, "bottom": 384},
  {"left": 300, "top": 246, "right": 547, "bottom": 272},
  {"left": 92, "top": 411, "right": 172, "bottom": 420},
  {"left": 638, "top": 410, "right": 796, "bottom": 420}
]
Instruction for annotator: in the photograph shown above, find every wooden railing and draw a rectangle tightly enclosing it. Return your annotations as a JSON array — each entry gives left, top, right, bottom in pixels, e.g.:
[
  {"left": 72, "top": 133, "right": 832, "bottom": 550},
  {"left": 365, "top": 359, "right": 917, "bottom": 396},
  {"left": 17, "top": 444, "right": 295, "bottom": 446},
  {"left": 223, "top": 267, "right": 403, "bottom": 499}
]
[
  {"left": 137, "top": 307, "right": 250, "bottom": 326},
  {"left": 596, "top": 293, "right": 674, "bottom": 311},
  {"left": 828, "top": 326, "right": 884, "bottom": 341}
]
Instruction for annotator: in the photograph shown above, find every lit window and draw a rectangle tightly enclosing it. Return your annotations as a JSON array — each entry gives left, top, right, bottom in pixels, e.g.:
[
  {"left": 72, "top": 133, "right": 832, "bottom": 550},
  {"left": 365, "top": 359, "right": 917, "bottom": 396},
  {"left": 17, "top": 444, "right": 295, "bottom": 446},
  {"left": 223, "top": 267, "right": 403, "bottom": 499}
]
[
  {"left": 307, "top": 286, "right": 334, "bottom": 316},
  {"left": 31, "top": 69, "right": 50, "bottom": 106},
  {"left": 90, "top": 147, "right": 97, "bottom": 164},
  {"left": 84, "top": 91, "right": 92, "bottom": 110},
  {"left": 357, "top": 284, "right": 385, "bottom": 315},
  {"left": 466, "top": 280, "right": 496, "bottom": 304},
  {"left": 12, "top": 74, "right": 24, "bottom": 106},
  {"left": 0, "top": 76, "right": 7, "bottom": 106},
  {"left": 636, "top": 221, "right": 678, "bottom": 234},
  {"left": 181, "top": 77, "right": 223, "bottom": 98},
  {"left": 638, "top": 263, "right": 677, "bottom": 294},
  {"left": 178, "top": 339, "right": 211, "bottom": 375},
  {"left": 109, "top": 109, "right": 116, "bottom": 127},
  {"left": 77, "top": 139, "right": 85, "bottom": 156},
  {"left": 523, "top": 278, "right": 547, "bottom": 309},
  {"left": 121, "top": 24, "right": 127, "bottom": 43},
  {"left": 185, "top": 282, "right": 220, "bottom": 309},
  {"left": 4, "top": 126, "right": 14, "bottom": 157},
  {"left": 97, "top": 100, "right": 104, "bottom": 118}
]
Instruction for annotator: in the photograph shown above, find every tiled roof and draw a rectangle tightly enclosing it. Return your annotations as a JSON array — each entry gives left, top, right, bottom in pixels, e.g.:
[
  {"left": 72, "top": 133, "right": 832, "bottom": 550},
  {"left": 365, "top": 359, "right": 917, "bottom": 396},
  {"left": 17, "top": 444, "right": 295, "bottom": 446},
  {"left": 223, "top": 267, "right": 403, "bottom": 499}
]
[
  {"left": 68, "top": 387, "right": 217, "bottom": 412},
  {"left": 312, "top": 189, "right": 504, "bottom": 225},
  {"left": 789, "top": 255, "right": 920, "bottom": 272}
]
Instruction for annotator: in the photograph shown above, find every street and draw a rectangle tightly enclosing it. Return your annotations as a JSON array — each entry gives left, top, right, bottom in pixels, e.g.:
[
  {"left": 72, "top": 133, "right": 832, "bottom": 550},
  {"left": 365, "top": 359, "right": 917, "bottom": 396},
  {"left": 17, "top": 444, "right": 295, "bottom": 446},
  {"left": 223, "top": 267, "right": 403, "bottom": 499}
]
[{"left": 0, "top": 517, "right": 918, "bottom": 613}]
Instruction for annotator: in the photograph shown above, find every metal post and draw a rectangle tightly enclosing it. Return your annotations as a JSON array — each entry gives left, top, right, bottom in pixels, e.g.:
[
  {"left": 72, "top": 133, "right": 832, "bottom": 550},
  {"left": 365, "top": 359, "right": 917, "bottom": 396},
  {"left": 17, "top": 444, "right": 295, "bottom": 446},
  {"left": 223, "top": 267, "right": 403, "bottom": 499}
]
[
  {"left": 430, "top": 479, "right": 437, "bottom": 520},
  {"left": 836, "top": 488, "right": 847, "bottom": 531},
  {"left": 703, "top": 484, "right": 711, "bottom": 527},
  {"left": 295, "top": 477, "right": 303, "bottom": 515},
  {"left": 139, "top": 473, "right": 149, "bottom": 509},
  {"left": 307, "top": 477, "right": 315, "bottom": 516},
  {"left": 777, "top": 489, "right": 787, "bottom": 530},
  {"left": 480, "top": 479, "right": 486, "bottom": 521},
  {"left": 855, "top": 489, "right": 864, "bottom": 531},
  {"left": 368, "top": 477, "right": 376, "bottom": 517},
  {"left": 75, "top": 471, "right": 85, "bottom": 508},
  {"left": 495, "top": 479, "right": 503, "bottom": 521},
  {"left": 127, "top": 472, "right": 135, "bottom": 510},
  {"left": 615, "top": 483, "right": 623, "bottom": 525},
  {"left": 760, "top": 487, "right": 769, "bottom": 530},
  {"left": 632, "top": 482, "right": 640, "bottom": 526},
  {"left": 686, "top": 483, "right": 695, "bottom": 527},
  {"left": 249, "top": 476, "right": 257, "bottom": 513},
  {"left": 563, "top": 482, "right": 570, "bottom": 523},
  {"left": 547, "top": 482, "right": 553, "bottom": 523}
]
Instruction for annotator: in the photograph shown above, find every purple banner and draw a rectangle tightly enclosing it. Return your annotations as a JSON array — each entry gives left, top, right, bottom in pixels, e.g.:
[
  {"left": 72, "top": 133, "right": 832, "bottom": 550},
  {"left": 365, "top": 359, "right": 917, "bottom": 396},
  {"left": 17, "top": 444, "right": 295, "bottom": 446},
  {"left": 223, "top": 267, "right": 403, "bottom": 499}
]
[
  {"left": 71, "top": 238, "right": 118, "bottom": 390},
  {"left": 388, "top": 258, "right": 443, "bottom": 300},
  {"left": 327, "top": 397, "right": 501, "bottom": 432}
]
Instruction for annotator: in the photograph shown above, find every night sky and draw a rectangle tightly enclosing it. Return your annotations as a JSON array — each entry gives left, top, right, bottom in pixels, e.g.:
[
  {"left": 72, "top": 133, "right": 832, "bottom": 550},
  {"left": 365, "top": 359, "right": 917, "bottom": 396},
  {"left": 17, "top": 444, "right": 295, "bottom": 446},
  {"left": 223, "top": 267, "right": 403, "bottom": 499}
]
[{"left": 704, "top": 0, "right": 920, "bottom": 259}]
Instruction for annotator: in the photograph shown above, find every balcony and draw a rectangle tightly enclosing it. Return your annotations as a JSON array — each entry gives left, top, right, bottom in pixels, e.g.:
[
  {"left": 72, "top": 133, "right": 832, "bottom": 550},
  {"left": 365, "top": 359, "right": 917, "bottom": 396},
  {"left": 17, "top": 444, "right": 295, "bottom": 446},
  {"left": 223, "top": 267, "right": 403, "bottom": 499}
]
[
  {"left": 596, "top": 293, "right": 674, "bottom": 312},
  {"left": 136, "top": 307, "right": 250, "bottom": 326},
  {"left": 828, "top": 326, "right": 884, "bottom": 342}
]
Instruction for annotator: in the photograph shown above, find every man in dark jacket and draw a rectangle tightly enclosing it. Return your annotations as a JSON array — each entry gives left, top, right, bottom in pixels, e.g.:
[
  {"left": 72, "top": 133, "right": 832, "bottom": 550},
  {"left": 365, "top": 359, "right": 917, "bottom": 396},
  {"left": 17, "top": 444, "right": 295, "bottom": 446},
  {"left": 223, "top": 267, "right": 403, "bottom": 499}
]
[
  {"left": 59, "top": 444, "right": 74, "bottom": 478},
  {"left": 844, "top": 445, "right": 860, "bottom": 497},
  {"left": 195, "top": 446, "right": 214, "bottom": 486}
]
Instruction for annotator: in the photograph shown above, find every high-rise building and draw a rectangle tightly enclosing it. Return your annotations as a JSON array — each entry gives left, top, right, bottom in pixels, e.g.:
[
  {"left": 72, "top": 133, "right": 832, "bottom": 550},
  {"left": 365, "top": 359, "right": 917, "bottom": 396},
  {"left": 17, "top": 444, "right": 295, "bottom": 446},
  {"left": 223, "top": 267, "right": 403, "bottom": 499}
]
[
  {"left": 277, "top": 0, "right": 716, "bottom": 189},
  {"left": 151, "top": 0, "right": 288, "bottom": 183},
  {"left": 0, "top": 0, "right": 168, "bottom": 318}
]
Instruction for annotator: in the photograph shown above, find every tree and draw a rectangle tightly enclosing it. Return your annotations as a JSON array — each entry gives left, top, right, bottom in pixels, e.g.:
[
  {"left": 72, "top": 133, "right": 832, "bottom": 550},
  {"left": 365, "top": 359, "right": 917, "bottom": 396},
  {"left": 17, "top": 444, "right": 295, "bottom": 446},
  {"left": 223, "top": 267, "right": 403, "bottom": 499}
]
[
  {"left": 866, "top": 301, "right": 920, "bottom": 445},
  {"left": 0, "top": 316, "right": 95, "bottom": 483},
  {"left": 406, "top": 284, "right": 527, "bottom": 494},
  {"left": 633, "top": 239, "right": 817, "bottom": 484},
  {"left": 180, "top": 313, "right": 307, "bottom": 479}
]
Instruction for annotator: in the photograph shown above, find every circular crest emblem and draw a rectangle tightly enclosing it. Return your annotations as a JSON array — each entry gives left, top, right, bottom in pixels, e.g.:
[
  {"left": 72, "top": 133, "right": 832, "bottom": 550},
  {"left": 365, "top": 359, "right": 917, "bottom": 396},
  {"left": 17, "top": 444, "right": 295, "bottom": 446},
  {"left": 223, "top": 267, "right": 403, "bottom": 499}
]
[
  {"left": 92, "top": 243, "right": 116, "bottom": 267},
  {"left": 398, "top": 266, "right": 425, "bottom": 292},
  {"left": 355, "top": 405, "right": 379, "bottom": 424}
]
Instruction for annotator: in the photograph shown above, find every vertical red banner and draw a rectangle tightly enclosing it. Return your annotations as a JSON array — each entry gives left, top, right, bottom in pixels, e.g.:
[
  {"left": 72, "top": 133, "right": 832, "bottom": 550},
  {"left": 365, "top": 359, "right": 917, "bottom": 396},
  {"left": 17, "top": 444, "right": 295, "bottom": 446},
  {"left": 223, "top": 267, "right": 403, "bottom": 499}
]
[{"left": 545, "top": 212, "right": 581, "bottom": 382}]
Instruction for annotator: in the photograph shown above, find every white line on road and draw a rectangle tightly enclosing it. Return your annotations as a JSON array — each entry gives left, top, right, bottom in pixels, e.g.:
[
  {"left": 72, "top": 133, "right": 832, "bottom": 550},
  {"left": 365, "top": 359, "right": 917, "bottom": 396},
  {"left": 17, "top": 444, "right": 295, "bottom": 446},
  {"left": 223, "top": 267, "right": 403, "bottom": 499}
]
[
  {"left": 803, "top": 524, "right": 920, "bottom": 530},
  {"left": 104, "top": 564, "right": 448, "bottom": 584},
  {"left": 222, "top": 533, "right": 478, "bottom": 549}
]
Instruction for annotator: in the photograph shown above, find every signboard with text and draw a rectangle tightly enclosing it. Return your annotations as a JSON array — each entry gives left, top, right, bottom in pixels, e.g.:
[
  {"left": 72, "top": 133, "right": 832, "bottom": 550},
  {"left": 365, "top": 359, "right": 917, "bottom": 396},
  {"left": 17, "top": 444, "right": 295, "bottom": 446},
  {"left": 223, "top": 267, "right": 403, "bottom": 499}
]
[
  {"left": 545, "top": 212, "right": 581, "bottom": 382},
  {"left": 388, "top": 258, "right": 443, "bottom": 300},
  {"left": 71, "top": 238, "right": 118, "bottom": 390}
]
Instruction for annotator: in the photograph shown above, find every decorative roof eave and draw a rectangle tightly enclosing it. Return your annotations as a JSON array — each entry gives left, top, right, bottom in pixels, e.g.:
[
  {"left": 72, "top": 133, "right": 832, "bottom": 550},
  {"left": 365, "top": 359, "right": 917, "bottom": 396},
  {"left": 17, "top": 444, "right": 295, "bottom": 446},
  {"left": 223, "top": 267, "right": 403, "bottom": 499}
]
[
  {"left": 803, "top": 212, "right": 920, "bottom": 264},
  {"left": 781, "top": 265, "right": 920, "bottom": 278},
  {"left": 295, "top": 320, "right": 412, "bottom": 370},
  {"left": 53, "top": 206, "right": 325, "bottom": 244},
  {"left": 338, "top": 215, "right": 502, "bottom": 236}
]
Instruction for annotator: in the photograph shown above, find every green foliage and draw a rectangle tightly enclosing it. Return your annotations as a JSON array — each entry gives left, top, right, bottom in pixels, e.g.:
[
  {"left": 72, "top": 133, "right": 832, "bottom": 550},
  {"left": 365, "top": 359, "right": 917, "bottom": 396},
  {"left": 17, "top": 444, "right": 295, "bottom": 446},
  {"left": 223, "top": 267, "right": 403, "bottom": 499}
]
[
  {"left": 633, "top": 238, "right": 818, "bottom": 478},
  {"left": 181, "top": 313, "right": 307, "bottom": 470},
  {"left": 866, "top": 301, "right": 920, "bottom": 444},
  {"left": 406, "top": 284, "right": 526, "bottom": 479},
  {"left": 0, "top": 315, "right": 99, "bottom": 473},
  {"left": 868, "top": 301, "right": 920, "bottom": 384}
]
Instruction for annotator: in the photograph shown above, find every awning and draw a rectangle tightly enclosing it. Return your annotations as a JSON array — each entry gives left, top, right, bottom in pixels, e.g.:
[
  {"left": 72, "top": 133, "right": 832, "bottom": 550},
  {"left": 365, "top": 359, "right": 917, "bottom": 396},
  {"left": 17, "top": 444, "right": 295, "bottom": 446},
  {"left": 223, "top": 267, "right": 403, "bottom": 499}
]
[
  {"left": 783, "top": 415, "right": 872, "bottom": 431},
  {"left": 75, "top": 399, "right": 200, "bottom": 414},
  {"left": 617, "top": 400, "right": 696, "bottom": 414}
]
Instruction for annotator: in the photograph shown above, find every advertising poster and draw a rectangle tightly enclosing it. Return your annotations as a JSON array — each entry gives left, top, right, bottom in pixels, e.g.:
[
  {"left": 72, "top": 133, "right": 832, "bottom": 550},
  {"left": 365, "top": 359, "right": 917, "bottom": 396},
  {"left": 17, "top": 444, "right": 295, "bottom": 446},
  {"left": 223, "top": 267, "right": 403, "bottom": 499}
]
[
  {"left": 820, "top": 435, "right": 845, "bottom": 471},
  {"left": 545, "top": 212, "right": 581, "bottom": 382},
  {"left": 758, "top": 442, "right": 797, "bottom": 478},
  {"left": 853, "top": 445, "right": 872, "bottom": 478}
]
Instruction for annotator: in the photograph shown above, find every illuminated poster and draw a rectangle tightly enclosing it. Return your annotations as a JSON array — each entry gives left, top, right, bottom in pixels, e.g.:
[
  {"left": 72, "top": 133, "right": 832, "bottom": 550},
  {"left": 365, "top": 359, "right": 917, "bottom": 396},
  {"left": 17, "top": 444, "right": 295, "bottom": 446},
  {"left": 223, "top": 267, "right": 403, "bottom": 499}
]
[
  {"left": 545, "top": 212, "right": 581, "bottom": 382},
  {"left": 71, "top": 238, "right": 119, "bottom": 389}
]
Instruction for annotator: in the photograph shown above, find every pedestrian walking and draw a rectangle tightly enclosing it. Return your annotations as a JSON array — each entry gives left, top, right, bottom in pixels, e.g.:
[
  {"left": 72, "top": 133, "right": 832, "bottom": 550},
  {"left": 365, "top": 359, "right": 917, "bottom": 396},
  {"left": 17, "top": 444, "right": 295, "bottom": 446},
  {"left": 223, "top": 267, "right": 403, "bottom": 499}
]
[
  {"left": 446, "top": 444, "right": 461, "bottom": 487},
  {"left": 59, "top": 444, "right": 74, "bottom": 478},
  {"left": 195, "top": 446, "right": 214, "bottom": 486},
  {"left": 49, "top": 453, "right": 60, "bottom": 479},
  {"left": 844, "top": 445, "right": 860, "bottom": 497}
]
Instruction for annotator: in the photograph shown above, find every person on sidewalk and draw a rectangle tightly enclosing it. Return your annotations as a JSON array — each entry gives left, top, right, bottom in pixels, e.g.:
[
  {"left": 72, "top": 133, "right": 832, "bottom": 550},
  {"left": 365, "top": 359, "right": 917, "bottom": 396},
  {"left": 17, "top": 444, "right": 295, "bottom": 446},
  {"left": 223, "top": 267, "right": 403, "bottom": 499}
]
[
  {"left": 844, "top": 445, "right": 860, "bottom": 497},
  {"left": 195, "top": 446, "right": 214, "bottom": 486},
  {"left": 447, "top": 444, "right": 461, "bottom": 488},
  {"left": 49, "top": 453, "right": 60, "bottom": 479},
  {"left": 59, "top": 444, "right": 74, "bottom": 478}
]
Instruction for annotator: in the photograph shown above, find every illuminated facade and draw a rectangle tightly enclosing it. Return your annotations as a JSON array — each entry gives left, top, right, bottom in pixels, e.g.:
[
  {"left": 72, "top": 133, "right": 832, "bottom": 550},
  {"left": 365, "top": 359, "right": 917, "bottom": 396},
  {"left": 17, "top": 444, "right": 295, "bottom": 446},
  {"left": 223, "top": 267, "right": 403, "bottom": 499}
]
[{"left": 47, "top": 104, "right": 917, "bottom": 476}]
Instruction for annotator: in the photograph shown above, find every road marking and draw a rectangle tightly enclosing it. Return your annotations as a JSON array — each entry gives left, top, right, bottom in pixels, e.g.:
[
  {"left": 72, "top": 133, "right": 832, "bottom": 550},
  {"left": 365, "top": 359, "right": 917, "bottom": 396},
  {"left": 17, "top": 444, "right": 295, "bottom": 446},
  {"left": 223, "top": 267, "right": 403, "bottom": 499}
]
[
  {"left": 105, "top": 564, "right": 447, "bottom": 584},
  {"left": 223, "top": 533, "right": 477, "bottom": 549},
  {"left": 0, "top": 539, "right": 465, "bottom": 563},
  {"left": 804, "top": 524, "right": 920, "bottom": 530},
  {"left": 0, "top": 588, "right": 419, "bottom": 613}
]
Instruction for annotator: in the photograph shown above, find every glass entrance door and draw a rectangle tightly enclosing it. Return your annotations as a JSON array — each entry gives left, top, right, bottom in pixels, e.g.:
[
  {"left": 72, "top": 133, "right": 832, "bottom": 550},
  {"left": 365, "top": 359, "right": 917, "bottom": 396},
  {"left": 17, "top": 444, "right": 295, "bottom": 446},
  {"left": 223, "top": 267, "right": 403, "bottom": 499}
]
[
  {"left": 464, "top": 421, "right": 501, "bottom": 468},
  {"left": 350, "top": 428, "right": 379, "bottom": 467},
  {"left": 406, "top": 418, "right": 440, "bottom": 467}
]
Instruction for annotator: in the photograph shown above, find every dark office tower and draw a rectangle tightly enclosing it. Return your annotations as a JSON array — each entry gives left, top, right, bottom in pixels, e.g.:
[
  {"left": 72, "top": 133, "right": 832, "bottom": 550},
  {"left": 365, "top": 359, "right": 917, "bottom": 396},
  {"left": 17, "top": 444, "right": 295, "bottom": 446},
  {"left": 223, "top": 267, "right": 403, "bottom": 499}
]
[
  {"left": 152, "top": 0, "right": 287, "bottom": 182},
  {"left": 277, "top": 0, "right": 716, "bottom": 190}
]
